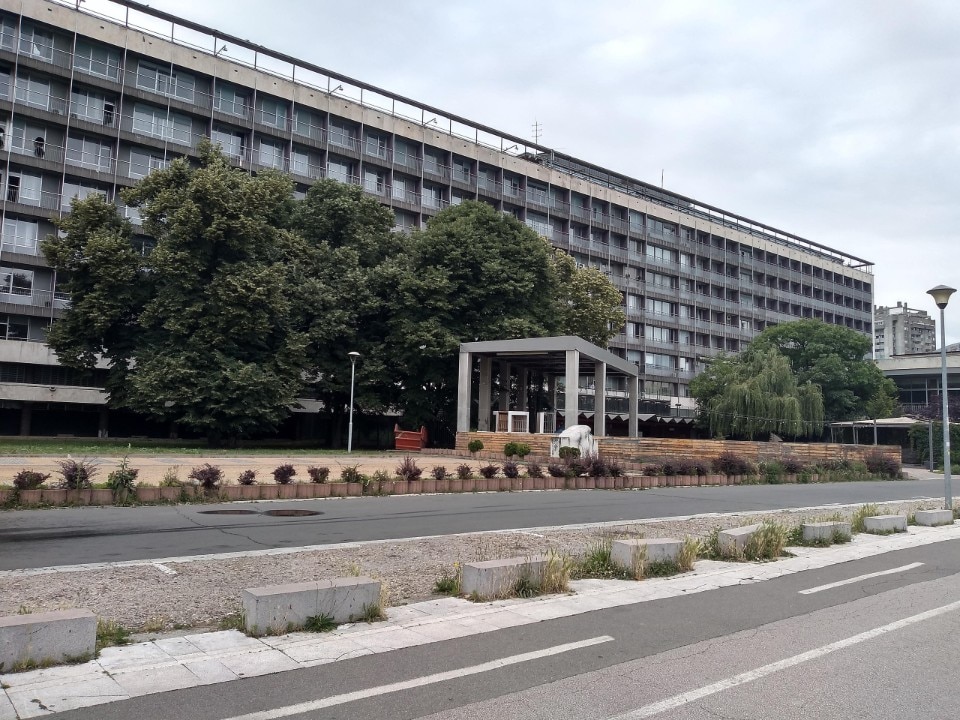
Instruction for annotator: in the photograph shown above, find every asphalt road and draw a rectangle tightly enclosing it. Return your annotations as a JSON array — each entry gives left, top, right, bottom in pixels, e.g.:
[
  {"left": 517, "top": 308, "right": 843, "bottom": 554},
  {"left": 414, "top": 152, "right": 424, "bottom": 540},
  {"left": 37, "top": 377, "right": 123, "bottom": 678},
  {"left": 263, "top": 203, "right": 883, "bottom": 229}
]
[
  {"left": 0, "top": 475, "right": 946, "bottom": 570},
  {"left": 48, "top": 535, "right": 960, "bottom": 719}
]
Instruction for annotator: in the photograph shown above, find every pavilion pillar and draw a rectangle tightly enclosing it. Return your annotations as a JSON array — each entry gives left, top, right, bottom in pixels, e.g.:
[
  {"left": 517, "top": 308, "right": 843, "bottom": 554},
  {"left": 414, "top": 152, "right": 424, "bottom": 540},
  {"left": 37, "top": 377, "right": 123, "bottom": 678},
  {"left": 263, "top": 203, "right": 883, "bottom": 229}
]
[
  {"left": 478, "top": 356, "right": 492, "bottom": 431},
  {"left": 498, "top": 362, "right": 511, "bottom": 412},
  {"left": 564, "top": 349, "right": 579, "bottom": 431},
  {"left": 457, "top": 351, "right": 472, "bottom": 433},
  {"left": 629, "top": 375, "right": 639, "bottom": 437},
  {"left": 518, "top": 367, "right": 529, "bottom": 416},
  {"left": 594, "top": 361, "right": 606, "bottom": 437}
]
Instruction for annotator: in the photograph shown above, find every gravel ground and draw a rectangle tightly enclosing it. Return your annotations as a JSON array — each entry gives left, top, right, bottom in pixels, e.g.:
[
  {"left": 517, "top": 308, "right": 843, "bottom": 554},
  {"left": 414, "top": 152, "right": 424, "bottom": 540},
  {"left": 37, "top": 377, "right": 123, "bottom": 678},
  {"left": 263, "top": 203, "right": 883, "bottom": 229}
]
[{"left": 0, "top": 498, "right": 947, "bottom": 633}]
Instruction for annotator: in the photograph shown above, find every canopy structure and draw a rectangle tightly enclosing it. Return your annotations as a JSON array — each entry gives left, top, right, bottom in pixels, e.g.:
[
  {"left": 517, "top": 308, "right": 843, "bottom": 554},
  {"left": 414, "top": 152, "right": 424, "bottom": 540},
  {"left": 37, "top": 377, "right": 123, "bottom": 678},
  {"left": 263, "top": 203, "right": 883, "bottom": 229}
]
[{"left": 457, "top": 336, "right": 641, "bottom": 437}]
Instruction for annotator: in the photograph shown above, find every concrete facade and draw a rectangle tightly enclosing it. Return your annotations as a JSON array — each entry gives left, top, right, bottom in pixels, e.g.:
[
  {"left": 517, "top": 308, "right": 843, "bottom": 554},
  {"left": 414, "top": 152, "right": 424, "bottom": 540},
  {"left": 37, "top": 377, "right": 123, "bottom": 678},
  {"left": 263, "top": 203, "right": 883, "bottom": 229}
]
[
  {"left": 0, "top": 0, "right": 874, "bottom": 436},
  {"left": 873, "top": 302, "right": 936, "bottom": 360}
]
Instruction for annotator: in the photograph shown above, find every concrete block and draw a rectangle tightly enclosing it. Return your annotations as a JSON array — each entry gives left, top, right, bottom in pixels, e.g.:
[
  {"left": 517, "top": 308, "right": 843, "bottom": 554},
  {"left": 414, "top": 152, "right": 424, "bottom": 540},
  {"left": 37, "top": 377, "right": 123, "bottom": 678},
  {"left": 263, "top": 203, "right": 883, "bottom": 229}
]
[
  {"left": 0, "top": 609, "right": 96, "bottom": 671},
  {"left": 611, "top": 538, "right": 682, "bottom": 570},
  {"left": 460, "top": 557, "right": 547, "bottom": 600},
  {"left": 915, "top": 509, "right": 954, "bottom": 527},
  {"left": 863, "top": 514, "right": 907, "bottom": 533},
  {"left": 718, "top": 524, "right": 762, "bottom": 557},
  {"left": 802, "top": 521, "right": 851, "bottom": 543},
  {"left": 242, "top": 577, "right": 380, "bottom": 635}
]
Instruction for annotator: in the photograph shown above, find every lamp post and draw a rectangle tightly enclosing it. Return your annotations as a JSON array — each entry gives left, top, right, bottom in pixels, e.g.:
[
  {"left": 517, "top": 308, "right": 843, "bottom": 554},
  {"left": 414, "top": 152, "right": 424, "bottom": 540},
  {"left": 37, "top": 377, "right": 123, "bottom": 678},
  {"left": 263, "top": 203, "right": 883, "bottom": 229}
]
[
  {"left": 347, "top": 351, "right": 361, "bottom": 453},
  {"left": 927, "top": 285, "right": 956, "bottom": 509}
]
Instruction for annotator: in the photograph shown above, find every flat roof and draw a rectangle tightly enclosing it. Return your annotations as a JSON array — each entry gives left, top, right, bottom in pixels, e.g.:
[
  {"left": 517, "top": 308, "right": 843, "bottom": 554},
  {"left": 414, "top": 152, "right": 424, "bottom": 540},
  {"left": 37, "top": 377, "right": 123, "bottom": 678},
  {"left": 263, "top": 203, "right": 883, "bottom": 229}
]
[{"left": 460, "top": 336, "right": 640, "bottom": 378}]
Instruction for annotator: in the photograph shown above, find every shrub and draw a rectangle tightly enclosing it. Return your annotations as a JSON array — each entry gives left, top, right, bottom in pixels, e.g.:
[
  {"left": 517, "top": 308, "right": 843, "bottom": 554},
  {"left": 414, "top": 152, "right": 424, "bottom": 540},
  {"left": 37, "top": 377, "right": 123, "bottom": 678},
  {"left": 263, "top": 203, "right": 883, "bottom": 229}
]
[
  {"left": 782, "top": 458, "right": 806, "bottom": 474},
  {"left": 12, "top": 469, "right": 49, "bottom": 490},
  {"left": 307, "top": 466, "right": 330, "bottom": 483},
  {"left": 510, "top": 443, "right": 532, "bottom": 459},
  {"left": 547, "top": 463, "right": 568, "bottom": 478},
  {"left": 159, "top": 467, "right": 182, "bottom": 487},
  {"left": 558, "top": 446, "right": 580, "bottom": 460},
  {"left": 525, "top": 461, "right": 544, "bottom": 478},
  {"left": 339, "top": 465, "right": 362, "bottom": 483},
  {"left": 742, "top": 522, "right": 788, "bottom": 560},
  {"left": 641, "top": 462, "right": 664, "bottom": 476},
  {"left": 106, "top": 457, "right": 139, "bottom": 494},
  {"left": 434, "top": 564, "right": 462, "bottom": 595},
  {"left": 863, "top": 450, "right": 902, "bottom": 479},
  {"left": 607, "top": 459, "right": 624, "bottom": 478},
  {"left": 478, "top": 464, "right": 499, "bottom": 479},
  {"left": 851, "top": 503, "right": 883, "bottom": 533},
  {"left": 760, "top": 460, "right": 785, "bottom": 484},
  {"left": 574, "top": 539, "right": 631, "bottom": 580},
  {"left": 431, "top": 465, "right": 448, "bottom": 481},
  {"left": 396, "top": 456, "right": 423, "bottom": 481},
  {"left": 502, "top": 461, "right": 520, "bottom": 478},
  {"left": 55, "top": 458, "right": 98, "bottom": 490},
  {"left": 467, "top": 439, "right": 484, "bottom": 454},
  {"left": 567, "top": 458, "right": 588, "bottom": 477},
  {"left": 237, "top": 470, "right": 257, "bottom": 486},
  {"left": 712, "top": 452, "right": 756, "bottom": 476},
  {"left": 456, "top": 464, "right": 473, "bottom": 480},
  {"left": 272, "top": 464, "right": 296, "bottom": 484},
  {"left": 503, "top": 441, "right": 519, "bottom": 458},
  {"left": 586, "top": 457, "right": 608, "bottom": 477},
  {"left": 371, "top": 469, "right": 390, "bottom": 486},
  {"left": 188, "top": 463, "right": 223, "bottom": 490}
]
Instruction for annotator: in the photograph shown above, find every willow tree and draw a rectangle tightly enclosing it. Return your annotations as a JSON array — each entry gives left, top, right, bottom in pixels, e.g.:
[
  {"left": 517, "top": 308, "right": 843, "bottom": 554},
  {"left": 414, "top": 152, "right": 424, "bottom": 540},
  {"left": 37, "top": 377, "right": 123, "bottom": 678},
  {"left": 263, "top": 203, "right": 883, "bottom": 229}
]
[{"left": 693, "top": 348, "right": 824, "bottom": 439}]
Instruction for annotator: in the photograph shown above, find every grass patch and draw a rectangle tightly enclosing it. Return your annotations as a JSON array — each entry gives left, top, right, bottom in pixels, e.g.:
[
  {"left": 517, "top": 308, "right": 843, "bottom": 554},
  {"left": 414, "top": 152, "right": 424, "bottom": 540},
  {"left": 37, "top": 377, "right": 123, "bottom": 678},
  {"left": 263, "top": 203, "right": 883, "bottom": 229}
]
[
  {"left": 850, "top": 504, "right": 882, "bottom": 534},
  {"left": 354, "top": 603, "right": 386, "bottom": 623},
  {"left": 574, "top": 539, "right": 632, "bottom": 580},
  {"left": 433, "top": 564, "right": 462, "bottom": 595},
  {"left": 303, "top": 613, "right": 337, "bottom": 633},
  {"left": 96, "top": 619, "right": 131, "bottom": 652},
  {"left": 218, "top": 611, "right": 246, "bottom": 632}
]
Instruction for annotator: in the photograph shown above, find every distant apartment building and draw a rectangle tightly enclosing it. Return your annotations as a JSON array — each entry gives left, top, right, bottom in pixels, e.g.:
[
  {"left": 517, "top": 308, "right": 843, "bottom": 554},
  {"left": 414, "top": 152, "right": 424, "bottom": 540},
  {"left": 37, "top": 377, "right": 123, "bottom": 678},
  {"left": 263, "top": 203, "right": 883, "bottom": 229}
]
[
  {"left": 873, "top": 302, "right": 936, "bottom": 359},
  {"left": 0, "top": 0, "right": 875, "bottom": 437}
]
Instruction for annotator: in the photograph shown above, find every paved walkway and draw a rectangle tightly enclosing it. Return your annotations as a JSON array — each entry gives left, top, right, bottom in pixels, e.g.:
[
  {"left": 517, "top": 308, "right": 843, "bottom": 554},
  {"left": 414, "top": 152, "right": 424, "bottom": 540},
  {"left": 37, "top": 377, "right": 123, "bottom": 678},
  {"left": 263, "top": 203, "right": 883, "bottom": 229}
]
[{"left": 3, "top": 521, "right": 959, "bottom": 718}]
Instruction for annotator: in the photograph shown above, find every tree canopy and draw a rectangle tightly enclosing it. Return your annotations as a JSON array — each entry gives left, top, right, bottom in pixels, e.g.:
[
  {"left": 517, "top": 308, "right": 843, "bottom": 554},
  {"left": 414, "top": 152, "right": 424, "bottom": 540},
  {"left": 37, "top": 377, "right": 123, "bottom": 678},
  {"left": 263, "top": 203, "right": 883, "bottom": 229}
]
[{"left": 43, "top": 159, "right": 626, "bottom": 443}]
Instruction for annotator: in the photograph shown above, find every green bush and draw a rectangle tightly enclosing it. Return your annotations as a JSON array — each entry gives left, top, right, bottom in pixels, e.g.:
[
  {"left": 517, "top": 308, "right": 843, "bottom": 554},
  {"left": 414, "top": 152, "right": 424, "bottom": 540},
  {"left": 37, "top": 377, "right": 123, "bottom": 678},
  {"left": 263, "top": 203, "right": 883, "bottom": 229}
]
[
  {"left": 237, "top": 469, "right": 257, "bottom": 486},
  {"left": 56, "top": 458, "right": 98, "bottom": 490},
  {"left": 307, "top": 466, "right": 330, "bottom": 483},
  {"left": 558, "top": 446, "right": 580, "bottom": 460},
  {"left": 272, "top": 464, "right": 296, "bottom": 484},
  {"left": 106, "top": 457, "right": 139, "bottom": 495},
  {"left": 478, "top": 464, "right": 499, "bottom": 479},
  {"left": 712, "top": 452, "right": 756, "bottom": 476},
  {"left": 467, "top": 439, "right": 484, "bottom": 454},
  {"left": 12, "top": 469, "right": 49, "bottom": 491},
  {"left": 456, "top": 464, "right": 473, "bottom": 480},
  {"left": 188, "top": 463, "right": 223, "bottom": 491}
]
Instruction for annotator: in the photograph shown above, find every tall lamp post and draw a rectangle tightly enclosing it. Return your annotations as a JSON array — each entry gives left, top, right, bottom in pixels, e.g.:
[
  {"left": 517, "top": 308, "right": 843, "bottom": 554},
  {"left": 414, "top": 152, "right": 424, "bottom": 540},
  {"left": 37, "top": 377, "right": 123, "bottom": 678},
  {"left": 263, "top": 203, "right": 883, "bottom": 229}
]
[
  {"left": 347, "top": 351, "right": 361, "bottom": 453},
  {"left": 927, "top": 285, "right": 956, "bottom": 509}
]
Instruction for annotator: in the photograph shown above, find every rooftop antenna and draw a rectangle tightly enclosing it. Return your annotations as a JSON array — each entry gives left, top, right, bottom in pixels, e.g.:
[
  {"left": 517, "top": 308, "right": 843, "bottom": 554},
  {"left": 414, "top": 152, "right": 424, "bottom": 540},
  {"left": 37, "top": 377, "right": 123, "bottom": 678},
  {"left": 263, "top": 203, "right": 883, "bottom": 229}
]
[{"left": 532, "top": 120, "right": 542, "bottom": 145}]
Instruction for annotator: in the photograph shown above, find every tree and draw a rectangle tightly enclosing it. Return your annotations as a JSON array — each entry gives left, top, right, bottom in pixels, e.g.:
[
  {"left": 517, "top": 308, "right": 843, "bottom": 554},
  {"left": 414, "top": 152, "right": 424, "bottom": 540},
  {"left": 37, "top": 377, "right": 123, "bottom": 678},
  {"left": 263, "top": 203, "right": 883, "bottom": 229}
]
[
  {"left": 43, "top": 141, "right": 308, "bottom": 444},
  {"left": 745, "top": 319, "right": 897, "bottom": 421},
  {"left": 551, "top": 250, "right": 626, "bottom": 348},
  {"left": 691, "top": 348, "right": 824, "bottom": 439}
]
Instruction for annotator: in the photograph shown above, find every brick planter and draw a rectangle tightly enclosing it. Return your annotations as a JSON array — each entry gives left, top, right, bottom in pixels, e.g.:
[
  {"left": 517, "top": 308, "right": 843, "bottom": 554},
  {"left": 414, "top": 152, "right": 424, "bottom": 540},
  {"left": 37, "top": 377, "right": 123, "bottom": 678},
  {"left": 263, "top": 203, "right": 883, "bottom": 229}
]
[
  {"left": 420, "top": 478, "right": 436, "bottom": 494},
  {"left": 259, "top": 484, "right": 279, "bottom": 500},
  {"left": 222, "top": 486, "right": 244, "bottom": 501},
  {"left": 460, "top": 478, "right": 475, "bottom": 492},
  {"left": 277, "top": 484, "right": 298, "bottom": 499},
  {"left": 392, "top": 480, "right": 408, "bottom": 494},
  {"left": 447, "top": 479, "right": 462, "bottom": 493},
  {"left": 434, "top": 478, "right": 449, "bottom": 493},
  {"left": 66, "top": 489, "right": 92, "bottom": 505},
  {"left": 91, "top": 488, "right": 114, "bottom": 505},
  {"left": 239, "top": 485, "right": 260, "bottom": 500},
  {"left": 407, "top": 480, "right": 422, "bottom": 494},
  {"left": 159, "top": 487, "right": 181, "bottom": 502},
  {"left": 295, "top": 483, "right": 315, "bottom": 499},
  {"left": 345, "top": 482, "right": 362, "bottom": 496},
  {"left": 19, "top": 489, "right": 42, "bottom": 505},
  {"left": 136, "top": 486, "right": 160, "bottom": 503}
]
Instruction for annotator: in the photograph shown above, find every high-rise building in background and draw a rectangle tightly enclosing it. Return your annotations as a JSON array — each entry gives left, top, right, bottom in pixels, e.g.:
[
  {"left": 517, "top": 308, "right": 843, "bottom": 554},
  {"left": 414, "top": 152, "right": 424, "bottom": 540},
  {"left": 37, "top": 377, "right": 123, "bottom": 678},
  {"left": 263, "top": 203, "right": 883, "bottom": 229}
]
[
  {"left": 873, "top": 302, "right": 936, "bottom": 359},
  {"left": 0, "top": 0, "right": 875, "bottom": 437}
]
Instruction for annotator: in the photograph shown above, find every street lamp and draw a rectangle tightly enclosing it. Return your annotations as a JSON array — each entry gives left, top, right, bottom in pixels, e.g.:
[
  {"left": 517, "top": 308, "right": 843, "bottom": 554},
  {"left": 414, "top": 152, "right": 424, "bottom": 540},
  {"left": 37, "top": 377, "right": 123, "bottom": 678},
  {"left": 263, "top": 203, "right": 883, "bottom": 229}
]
[
  {"left": 927, "top": 285, "right": 956, "bottom": 509},
  {"left": 347, "top": 351, "right": 361, "bottom": 453}
]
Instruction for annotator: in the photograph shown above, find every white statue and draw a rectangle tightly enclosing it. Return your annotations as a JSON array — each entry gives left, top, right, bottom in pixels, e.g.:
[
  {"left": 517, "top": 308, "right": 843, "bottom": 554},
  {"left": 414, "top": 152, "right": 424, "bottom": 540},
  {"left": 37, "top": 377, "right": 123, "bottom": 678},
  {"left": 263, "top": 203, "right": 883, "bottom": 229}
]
[{"left": 553, "top": 424, "right": 597, "bottom": 458}]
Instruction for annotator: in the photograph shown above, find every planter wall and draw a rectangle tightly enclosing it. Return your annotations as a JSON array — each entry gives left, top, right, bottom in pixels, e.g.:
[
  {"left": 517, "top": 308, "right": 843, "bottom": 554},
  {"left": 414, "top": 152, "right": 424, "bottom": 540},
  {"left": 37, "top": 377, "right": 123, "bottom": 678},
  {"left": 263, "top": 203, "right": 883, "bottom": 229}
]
[{"left": 136, "top": 487, "right": 160, "bottom": 503}]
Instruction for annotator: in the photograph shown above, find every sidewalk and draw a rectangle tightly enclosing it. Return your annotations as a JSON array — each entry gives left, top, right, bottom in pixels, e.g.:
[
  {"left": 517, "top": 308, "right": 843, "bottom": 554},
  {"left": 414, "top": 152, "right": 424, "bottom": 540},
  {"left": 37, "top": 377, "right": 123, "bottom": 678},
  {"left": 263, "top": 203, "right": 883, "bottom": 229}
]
[{"left": 3, "top": 522, "right": 960, "bottom": 719}]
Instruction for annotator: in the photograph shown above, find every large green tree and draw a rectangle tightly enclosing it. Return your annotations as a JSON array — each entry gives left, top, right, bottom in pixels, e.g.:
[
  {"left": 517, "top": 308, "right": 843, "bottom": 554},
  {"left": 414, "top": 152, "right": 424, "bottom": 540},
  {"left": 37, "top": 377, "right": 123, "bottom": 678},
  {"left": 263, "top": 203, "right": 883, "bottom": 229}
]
[
  {"left": 43, "top": 141, "right": 308, "bottom": 444},
  {"left": 691, "top": 348, "right": 824, "bottom": 439},
  {"left": 744, "top": 319, "right": 897, "bottom": 421},
  {"left": 551, "top": 249, "right": 626, "bottom": 348}
]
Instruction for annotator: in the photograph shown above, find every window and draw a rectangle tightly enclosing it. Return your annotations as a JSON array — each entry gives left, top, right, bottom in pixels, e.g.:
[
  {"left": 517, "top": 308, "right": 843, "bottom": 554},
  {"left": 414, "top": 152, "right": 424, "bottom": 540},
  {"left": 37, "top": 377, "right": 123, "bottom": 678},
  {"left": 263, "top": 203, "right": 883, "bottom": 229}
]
[
  {"left": 135, "top": 61, "right": 195, "bottom": 102},
  {"left": 128, "top": 148, "right": 167, "bottom": 179},
  {"left": 648, "top": 271, "right": 677, "bottom": 289},
  {"left": 422, "top": 184, "right": 443, "bottom": 209},
  {"left": 67, "top": 135, "right": 112, "bottom": 170},
  {"left": 0, "top": 267, "right": 33, "bottom": 297},
  {"left": 61, "top": 182, "right": 106, "bottom": 210},
  {"left": 211, "top": 127, "right": 245, "bottom": 160},
  {"left": 0, "top": 15, "right": 14, "bottom": 50},
  {"left": 365, "top": 133, "right": 388, "bottom": 159},
  {"left": 132, "top": 104, "right": 191, "bottom": 145},
  {"left": 645, "top": 244, "right": 677, "bottom": 264},
  {"left": 0, "top": 316, "right": 29, "bottom": 341},
  {"left": 258, "top": 97, "right": 287, "bottom": 128},
  {"left": 648, "top": 326, "right": 674, "bottom": 343},
  {"left": 329, "top": 120, "right": 358, "bottom": 151},
  {"left": 626, "top": 293, "right": 641, "bottom": 309},
  {"left": 71, "top": 89, "right": 115, "bottom": 125},
  {"left": 7, "top": 172, "right": 41, "bottom": 206},
  {"left": 294, "top": 109, "right": 322, "bottom": 140},
  {"left": 73, "top": 41, "right": 121, "bottom": 80},
  {"left": 327, "top": 158, "right": 351, "bottom": 183},
  {"left": 627, "top": 322, "right": 642, "bottom": 339},
  {"left": 14, "top": 75, "right": 49, "bottom": 109},
  {"left": 393, "top": 139, "right": 419, "bottom": 170},
  {"left": 293, "top": 149, "right": 321, "bottom": 179},
  {"left": 1, "top": 218, "right": 38, "bottom": 254},
  {"left": 214, "top": 84, "right": 248, "bottom": 117},
  {"left": 645, "top": 298, "right": 674, "bottom": 316},
  {"left": 363, "top": 168, "right": 385, "bottom": 195},
  {"left": 645, "top": 353, "right": 675, "bottom": 369},
  {"left": 19, "top": 24, "right": 53, "bottom": 60},
  {"left": 257, "top": 139, "right": 284, "bottom": 170}
]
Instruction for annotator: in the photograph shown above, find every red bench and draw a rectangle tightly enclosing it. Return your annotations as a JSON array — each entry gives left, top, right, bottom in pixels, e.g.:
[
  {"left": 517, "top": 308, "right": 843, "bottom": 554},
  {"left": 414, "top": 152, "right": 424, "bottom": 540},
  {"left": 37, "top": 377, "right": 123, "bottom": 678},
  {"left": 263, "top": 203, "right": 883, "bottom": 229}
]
[{"left": 394, "top": 425, "right": 428, "bottom": 452}]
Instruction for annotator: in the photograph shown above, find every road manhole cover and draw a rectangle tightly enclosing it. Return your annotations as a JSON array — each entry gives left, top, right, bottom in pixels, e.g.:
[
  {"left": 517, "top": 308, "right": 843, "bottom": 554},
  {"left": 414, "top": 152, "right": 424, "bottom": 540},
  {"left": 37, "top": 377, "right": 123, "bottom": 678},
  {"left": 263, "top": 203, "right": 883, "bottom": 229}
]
[
  {"left": 198, "top": 509, "right": 259, "bottom": 515},
  {"left": 262, "top": 509, "right": 322, "bottom": 517}
]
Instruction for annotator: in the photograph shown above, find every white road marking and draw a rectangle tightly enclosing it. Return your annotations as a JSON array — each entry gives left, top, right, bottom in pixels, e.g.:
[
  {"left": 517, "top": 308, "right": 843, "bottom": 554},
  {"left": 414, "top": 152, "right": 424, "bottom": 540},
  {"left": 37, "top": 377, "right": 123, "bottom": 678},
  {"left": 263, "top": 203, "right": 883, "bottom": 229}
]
[
  {"left": 798, "top": 562, "right": 923, "bottom": 594},
  {"left": 218, "top": 635, "right": 614, "bottom": 720},
  {"left": 151, "top": 562, "right": 177, "bottom": 576},
  {"left": 609, "top": 599, "right": 960, "bottom": 719}
]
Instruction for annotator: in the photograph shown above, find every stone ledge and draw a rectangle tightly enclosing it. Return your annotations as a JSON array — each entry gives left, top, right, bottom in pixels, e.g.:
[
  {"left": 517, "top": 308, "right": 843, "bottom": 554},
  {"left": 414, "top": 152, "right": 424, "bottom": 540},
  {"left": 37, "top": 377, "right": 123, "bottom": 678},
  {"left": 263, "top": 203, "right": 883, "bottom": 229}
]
[
  {"left": 915, "top": 509, "right": 954, "bottom": 527},
  {"left": 863, "top": 515, "right": 907, "bottom": 533},
  {"left": 242, "top": 577, "right": 381, "bottom": 636},
  {"left": 460, "top": 556, "right": 548, "bottom": 600},
  {"left": 802, "top": 521, "right": 851, "bottom": 543},
  {"left": 0, "top": 608, "right": 96, "bottom": 671},
  {"left": 718, "top": 524, "right": 761, "bottom": 556},
  {"left": 611, "top": 538, "right": 682, "bottom": 570}
]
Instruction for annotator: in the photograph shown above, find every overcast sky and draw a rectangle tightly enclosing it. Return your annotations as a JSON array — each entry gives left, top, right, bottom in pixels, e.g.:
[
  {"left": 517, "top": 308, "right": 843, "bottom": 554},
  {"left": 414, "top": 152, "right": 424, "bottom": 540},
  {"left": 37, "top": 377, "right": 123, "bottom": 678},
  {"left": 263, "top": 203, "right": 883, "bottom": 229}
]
[{"left": 86, "top": 0, "right": 960, "bottom": 342}]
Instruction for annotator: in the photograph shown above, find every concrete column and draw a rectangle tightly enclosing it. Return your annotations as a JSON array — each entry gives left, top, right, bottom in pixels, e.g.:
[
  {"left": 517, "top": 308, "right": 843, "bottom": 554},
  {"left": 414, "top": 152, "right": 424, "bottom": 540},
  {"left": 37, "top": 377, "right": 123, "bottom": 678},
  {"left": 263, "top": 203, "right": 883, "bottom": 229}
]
[
  {"left": 478, "top": 356, "right": 492, "bottom": 431},
  {"left": 19, "top": 402, "right": 31, "bottom": 437},
  {"left": 629, "top": 375, "right": 639, "bottom": 437},
  {"left": 97, "top": 407, "right": 109, "bottom": 439},
  {"left": 518, "top": 367, "right": 529, "bottom": 415},
  {"left": 498, "top": 362, "right": 511, "bottom": 412},
  {"left": 547, "top": 375, "right": 557, "bottom": 433},
  {"left": 594, "top": 361, "right": 606, "bottom": 437},
  {"left": 456, "top": 351, "right": 472, "bottom": 433},
  {"left": 564, "top": 349, "right": 579, "bottom": 431}
]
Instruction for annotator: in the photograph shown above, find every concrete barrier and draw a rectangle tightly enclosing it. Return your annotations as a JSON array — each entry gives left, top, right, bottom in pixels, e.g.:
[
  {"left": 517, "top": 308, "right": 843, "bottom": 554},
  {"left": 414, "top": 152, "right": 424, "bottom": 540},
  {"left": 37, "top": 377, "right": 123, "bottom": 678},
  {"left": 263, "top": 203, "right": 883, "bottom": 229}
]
[
  {"left": 718, "top": 524, "right": 761, "bottom": 557},
  {"left": 915, "top": 509, "right": 955, "bottom": 527},
  {"left": 461, "top": 557, "right": 548, "bottom": 600},
  {"left": 242, "top": 577, "right": 381, "bottom": 635},
  {"left": 863, "top": 515, "right": 907, "bottom": 534},
  {"left": 0, "top": 609, "right": 96, "bottom": 671},
  {"left": 802, "top": 521, "right": 851, "bottom": 543},
  {"left": 611, "top": 538, "right": 682, "bottom": 571}
]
